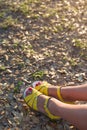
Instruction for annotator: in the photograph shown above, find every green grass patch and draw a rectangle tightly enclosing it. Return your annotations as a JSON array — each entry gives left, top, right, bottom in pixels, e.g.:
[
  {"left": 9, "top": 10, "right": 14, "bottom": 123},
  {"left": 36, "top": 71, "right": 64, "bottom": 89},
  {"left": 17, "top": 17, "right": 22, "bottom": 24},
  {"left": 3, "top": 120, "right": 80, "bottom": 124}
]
[
  {"left": 32, "top": 70, "right": 45, "bottom": 79},
  {"left": 0, "top": 65, "right": 6, "bottom": 71},
  {"left": 0, "top": 12, "right": 6, "bottom": 18},
  {"left": 73, "top": 39, "right": 87, "bottom": 49},
  {"left": 14, "top": 81, "right": 23, "bottom": 93},
  {"left": 19, "top": 2, "right": 31, "bottom": 15},
  {"left": 0, "top": 16, "right": 18, "bottom": 29},
  {"left": 43, "top": 8, "right": 58, "bottom": 19},
  {"left": 53, "top": 24, "right": 64, "bottom": 33},
  {"left": 69, "top": 58, "right": 78, "bottom": 67}
]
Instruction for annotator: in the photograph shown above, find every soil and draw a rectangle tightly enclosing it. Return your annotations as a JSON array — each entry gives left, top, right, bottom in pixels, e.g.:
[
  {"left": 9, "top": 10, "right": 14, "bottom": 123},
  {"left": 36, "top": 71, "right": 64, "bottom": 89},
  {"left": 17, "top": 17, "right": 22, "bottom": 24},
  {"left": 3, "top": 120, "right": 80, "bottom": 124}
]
[{"left": 0, "top": 0, "right": 87, "bottom": 130}]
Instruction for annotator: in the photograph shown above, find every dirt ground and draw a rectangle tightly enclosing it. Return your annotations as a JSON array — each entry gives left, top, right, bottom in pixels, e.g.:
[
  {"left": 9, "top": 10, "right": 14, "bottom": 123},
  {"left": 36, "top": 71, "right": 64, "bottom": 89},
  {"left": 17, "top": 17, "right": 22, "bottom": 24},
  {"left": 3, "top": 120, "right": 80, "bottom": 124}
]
[{"left": 0, "top": 0, "right": 87, "bottom": 130}]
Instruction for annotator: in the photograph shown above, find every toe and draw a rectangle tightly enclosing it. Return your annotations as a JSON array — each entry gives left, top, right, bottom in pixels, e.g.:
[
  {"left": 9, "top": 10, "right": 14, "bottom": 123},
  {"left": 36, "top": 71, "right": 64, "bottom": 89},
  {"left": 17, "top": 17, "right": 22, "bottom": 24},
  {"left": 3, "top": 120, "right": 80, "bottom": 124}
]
[
  {"left": 32, "top": 81, "right": 42, "bottom": 88},
  {"left": 23, "top": 87, "right": 33, "bottom": 98}
]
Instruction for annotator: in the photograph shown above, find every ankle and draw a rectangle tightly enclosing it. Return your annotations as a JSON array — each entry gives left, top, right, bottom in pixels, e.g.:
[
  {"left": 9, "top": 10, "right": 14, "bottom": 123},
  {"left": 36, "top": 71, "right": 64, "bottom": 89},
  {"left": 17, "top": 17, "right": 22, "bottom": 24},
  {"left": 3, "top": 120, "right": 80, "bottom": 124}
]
[
  {"left": 61, "top": 87, "right": 74, "bottom": 101},
  {"left": 48, "top": 87, "right": 58, "bottom": 99},
  {"left": 37, "top": 95, "right": 47, "bottom": 114},
  {"left": 60, "top": 87, "right": 68, "bottom": 101},
  {"left": 48, "top": 98, "right": 60, "bottom": 116}
]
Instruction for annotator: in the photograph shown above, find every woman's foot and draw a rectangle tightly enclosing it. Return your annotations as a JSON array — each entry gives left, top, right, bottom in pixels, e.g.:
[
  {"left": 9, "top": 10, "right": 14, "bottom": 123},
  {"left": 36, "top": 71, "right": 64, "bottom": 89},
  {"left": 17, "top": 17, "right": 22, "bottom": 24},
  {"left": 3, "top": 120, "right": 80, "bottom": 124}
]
[
  {"left": 32, "top": 81, "right": 62, "bottom": 99},
  {"left": 32, "top": 81, "right": 74, "bottom": 102},
  {"left": 23, "top": 87, "right": 60, "bottom": 120}
]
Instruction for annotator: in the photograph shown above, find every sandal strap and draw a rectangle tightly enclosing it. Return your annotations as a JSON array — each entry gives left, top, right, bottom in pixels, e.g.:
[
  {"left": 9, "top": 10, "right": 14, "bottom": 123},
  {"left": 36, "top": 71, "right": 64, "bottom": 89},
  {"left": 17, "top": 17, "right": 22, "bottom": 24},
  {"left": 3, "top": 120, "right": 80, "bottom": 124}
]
[
  {"left": 57, "top": 87, "right": 74, "bottom": 104},
  {"left": 57, "top": 87, "right": 64, "bottom": 102},
  {"left": 44, "top": 97, "right": 60, "bottom": 120},
  {"left": 24, "top": 90, "right": 41, "bottom": 111},
  {"left": 35, "top": 81, "right": 48, "bottom": 95}
]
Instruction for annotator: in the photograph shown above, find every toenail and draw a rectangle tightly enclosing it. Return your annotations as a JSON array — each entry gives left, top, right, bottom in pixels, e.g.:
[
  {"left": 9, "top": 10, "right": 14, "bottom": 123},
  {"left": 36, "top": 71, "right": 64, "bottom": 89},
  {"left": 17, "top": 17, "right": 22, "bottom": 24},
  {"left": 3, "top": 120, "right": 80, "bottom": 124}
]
[
  {"left": 26, "top": 87, "right": 32, "bottom": 96},
  {"left": 28, "top": 87, "right": 32, "bottom": 92},
  {"left": 36, "top": 81, "right": 41, "bottom": 86}
]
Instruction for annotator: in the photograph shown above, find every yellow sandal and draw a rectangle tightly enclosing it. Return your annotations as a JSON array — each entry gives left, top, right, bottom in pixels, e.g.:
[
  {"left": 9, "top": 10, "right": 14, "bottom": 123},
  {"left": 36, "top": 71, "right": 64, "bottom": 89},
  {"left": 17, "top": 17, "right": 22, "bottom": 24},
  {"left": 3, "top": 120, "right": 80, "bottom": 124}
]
[
  {"left": 23, "top": 87, "right": 60, "bottom": 120},
  {"left": 32, "top": 81, "right": 74, "bottom": 104}
]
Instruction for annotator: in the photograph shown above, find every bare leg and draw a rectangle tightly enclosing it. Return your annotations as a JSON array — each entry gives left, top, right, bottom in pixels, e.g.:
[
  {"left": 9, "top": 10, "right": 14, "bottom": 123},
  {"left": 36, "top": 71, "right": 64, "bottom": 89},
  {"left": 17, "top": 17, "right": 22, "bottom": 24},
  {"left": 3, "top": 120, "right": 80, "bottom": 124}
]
[
  {"left": 38, "top": 95, "right": 87, "bottom": 130},
  {"left": 61, "top": 83, "right": 87, "bottom": 101},
  {"left": 48, "top": 83, "right": 87, "bottom": 101}
]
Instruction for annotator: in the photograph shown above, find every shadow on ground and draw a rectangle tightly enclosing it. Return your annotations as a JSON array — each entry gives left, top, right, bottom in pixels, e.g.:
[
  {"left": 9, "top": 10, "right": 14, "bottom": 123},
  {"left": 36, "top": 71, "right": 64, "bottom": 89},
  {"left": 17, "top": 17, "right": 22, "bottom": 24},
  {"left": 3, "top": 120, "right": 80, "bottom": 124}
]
[{"left": 0, "top": 0, "right": 87, "bottom": 130}]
